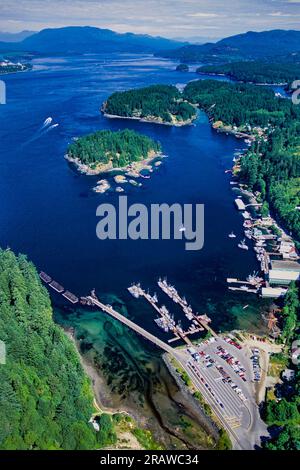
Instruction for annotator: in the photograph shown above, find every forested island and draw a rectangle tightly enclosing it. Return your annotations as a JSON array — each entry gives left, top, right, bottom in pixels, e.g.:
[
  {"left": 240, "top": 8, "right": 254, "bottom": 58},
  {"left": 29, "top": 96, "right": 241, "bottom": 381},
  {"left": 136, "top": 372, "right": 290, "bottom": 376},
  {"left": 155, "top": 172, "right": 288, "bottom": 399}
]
[
  {"left": 66, "top": 129, "right": 162, "bottom": 175},
  {"left": 183, "top": 79, "right": 300, "bottom": 241},
  {"left": 197, "top": 62, "right": 300, "bottom": 86},
  {"left": 176, "top": 63, "right": 189, "bottom": 72},
  {"left": 102, "top": 84, "right": 197, "bottom": 126}
]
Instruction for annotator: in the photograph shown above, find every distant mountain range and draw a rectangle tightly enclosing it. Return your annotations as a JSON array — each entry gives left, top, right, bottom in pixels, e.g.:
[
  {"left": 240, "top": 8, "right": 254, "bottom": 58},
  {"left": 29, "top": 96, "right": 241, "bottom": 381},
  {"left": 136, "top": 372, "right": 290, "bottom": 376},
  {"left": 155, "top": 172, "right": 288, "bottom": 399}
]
[
  {"left": 0, "top": 27, "right": 300, "bottom": 64},
  {"left": 0, "top": 30, "right": 35, "bottom": 43},
  {"left": 0, "top": 26, "right": 186, "bottom": 54},
  {"left": 157, "top": 29, "right": 300, "bottom": 63}
]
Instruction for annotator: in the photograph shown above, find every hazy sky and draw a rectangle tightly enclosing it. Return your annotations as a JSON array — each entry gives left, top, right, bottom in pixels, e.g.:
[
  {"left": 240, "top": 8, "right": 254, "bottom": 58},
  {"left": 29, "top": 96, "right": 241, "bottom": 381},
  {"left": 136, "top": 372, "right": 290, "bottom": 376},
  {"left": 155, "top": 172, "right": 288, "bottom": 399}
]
[{"left": 1, "top": 0, "right": 300, "bottom": 40}]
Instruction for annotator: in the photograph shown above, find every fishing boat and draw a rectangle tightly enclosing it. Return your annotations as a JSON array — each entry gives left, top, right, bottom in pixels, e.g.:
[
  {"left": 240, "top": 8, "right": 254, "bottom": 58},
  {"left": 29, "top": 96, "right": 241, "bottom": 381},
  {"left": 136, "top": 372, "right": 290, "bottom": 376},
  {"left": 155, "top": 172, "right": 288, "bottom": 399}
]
[
  {"left": 228, "top": 232, "right": 236, "bottom": 238},
  {"left": 238, "top": 239, "right": 248, "bottom": 250},
  {"left": 244, "top": 229, "right": 252, "bottom": 239}
]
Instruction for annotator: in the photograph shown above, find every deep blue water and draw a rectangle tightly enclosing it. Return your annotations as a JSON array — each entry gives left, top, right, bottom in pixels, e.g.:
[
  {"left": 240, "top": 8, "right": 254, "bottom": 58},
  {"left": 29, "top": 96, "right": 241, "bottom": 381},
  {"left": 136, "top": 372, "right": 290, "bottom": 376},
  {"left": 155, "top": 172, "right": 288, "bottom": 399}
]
[{"left": 0, "top": 53, "right": 266, "bottom": 336}]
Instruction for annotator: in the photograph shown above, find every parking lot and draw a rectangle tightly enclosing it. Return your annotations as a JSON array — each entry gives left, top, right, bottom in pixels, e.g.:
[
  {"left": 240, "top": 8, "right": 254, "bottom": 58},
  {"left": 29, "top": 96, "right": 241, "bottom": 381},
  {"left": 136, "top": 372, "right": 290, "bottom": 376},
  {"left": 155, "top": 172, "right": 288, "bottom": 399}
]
[{"left": 185, "top": 337, "right": 255, "bottom": 429}]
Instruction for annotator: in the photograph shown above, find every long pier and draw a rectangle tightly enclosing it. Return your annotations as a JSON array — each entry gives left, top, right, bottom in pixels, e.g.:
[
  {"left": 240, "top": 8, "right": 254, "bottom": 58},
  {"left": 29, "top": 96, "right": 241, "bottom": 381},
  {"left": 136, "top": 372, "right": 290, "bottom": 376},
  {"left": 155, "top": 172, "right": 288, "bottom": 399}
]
[{"left": 86, "top": 296, "right": 175, "bottom": 355}]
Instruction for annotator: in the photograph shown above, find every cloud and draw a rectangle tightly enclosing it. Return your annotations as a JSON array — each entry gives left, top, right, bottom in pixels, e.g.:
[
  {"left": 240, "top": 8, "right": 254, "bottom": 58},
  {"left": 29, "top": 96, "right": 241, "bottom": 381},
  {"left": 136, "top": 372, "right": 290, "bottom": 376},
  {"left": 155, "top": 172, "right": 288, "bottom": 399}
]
[
  {"left": 187, "top": 13, "right": 224, "bottom": 18},
  {"left": 269, "top": 11, "right": 293, "bottom": 17},
  {"left": 0, "top": 0, "right": 300, "bottom": 39}
]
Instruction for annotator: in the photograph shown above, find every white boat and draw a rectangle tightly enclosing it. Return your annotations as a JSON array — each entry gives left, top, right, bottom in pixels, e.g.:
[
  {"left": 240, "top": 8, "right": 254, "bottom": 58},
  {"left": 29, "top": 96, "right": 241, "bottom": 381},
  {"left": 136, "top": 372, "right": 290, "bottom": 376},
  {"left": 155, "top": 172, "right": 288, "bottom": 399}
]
[
  {"left": 244, "top": 230, "right": 252, "bottom": 239},
  {"left": 228, "top": 232, "right": 236, "bottom": 238},
  {"left": 179, "top": 225, "right": 186, "bottom": 232},
  {"left": 238, "top": 239, "right": 248, "bottom": 250}
]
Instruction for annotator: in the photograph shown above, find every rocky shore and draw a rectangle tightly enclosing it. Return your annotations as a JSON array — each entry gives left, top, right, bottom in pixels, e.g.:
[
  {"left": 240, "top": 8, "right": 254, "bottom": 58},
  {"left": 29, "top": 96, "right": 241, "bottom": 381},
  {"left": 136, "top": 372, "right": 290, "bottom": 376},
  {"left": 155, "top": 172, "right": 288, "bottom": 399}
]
[{"left": 101, "top": 102, "right": 197, "bottom": 127}]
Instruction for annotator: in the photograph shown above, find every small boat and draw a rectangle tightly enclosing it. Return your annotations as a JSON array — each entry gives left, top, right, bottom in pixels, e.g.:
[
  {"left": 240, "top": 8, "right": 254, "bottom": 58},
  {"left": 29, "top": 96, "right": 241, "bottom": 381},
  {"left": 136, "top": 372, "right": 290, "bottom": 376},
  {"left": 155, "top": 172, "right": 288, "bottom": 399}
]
[
  {"left": 238, "top": 239, "right": 248, "bottom": 250},
  {"left": 179, "top": 225, "right": 186, "bottom": 232},
  {"left": 228, "top": 232, "right": 236, "bottom": 238},
  {"left": 244, "top": 230, "right": 252, "bottom": 239},
  {"left": 243, "top": 305, "right": 249, "bottom": 310}
]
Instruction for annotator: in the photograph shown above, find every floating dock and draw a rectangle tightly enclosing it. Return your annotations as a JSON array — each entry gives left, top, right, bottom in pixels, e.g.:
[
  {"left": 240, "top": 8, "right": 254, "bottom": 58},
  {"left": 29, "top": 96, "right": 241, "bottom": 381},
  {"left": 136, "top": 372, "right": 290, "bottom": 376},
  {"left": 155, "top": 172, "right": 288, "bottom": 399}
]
[
  {"left": 49, "top": 280, "right": 64, "bottom": 293},
  {"left": 62, "top": 291, "right": 79, "bottom": 304},
  {"left": 39, "top": 271, "right": 52, "bottom": 283},
  {"left": 228, "top": 286, "right": 258, "bottom": 294},
  {"left": 235, "top": 198, "right": 246, "bottom": 211}
]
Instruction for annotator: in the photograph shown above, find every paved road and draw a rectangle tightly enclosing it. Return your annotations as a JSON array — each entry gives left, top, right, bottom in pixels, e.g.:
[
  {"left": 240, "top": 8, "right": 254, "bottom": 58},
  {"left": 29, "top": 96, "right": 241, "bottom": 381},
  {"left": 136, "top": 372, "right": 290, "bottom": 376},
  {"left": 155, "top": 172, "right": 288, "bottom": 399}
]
[{"left": 175, "top": 338, "right": 269, "bottom": 450}]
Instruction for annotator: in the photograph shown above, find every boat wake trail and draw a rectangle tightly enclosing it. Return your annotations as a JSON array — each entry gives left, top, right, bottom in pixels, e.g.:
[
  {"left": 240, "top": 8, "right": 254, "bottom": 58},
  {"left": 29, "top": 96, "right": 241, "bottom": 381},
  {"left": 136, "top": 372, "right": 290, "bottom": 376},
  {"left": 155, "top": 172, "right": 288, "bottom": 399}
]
[{"left": 22, "top": 121, "right": 59, "bottom": 147}]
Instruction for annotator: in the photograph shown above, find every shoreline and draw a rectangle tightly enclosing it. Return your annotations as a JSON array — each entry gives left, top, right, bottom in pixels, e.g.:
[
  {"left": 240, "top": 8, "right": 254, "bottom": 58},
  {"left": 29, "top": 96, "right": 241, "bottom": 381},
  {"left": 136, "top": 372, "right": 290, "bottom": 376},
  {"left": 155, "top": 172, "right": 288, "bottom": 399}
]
[
  {"left": 101, "top": 103, "right": 197, "bottom": 127},
  {"left": 64, "top": 327, "right": 142, "bottom": 421},
  {"left": 196, "top": 71, "right": 288, "bottom": 87},
  {"left": 65, "top": 150, "right": 163, "bottom": 177},
  {"left": 162, "top": 353, "right": 220, "bottom": 443}
]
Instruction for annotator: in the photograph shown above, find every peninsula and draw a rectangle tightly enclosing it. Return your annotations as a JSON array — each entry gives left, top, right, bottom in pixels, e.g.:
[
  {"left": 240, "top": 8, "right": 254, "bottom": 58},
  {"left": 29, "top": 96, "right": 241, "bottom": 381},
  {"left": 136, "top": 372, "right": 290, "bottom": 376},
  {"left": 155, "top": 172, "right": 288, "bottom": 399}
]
[
  {"left": 0, "top": 59, "right": 32, "bottom": 74},
  {"left": 66, "top": 129, "right": 162, "bottom": 175},
  {"left": 102, "top": 84, "right": 197, "bottom": 126},
  {"left": 197, "top": 62, "right": 300, "bottom": 86}
]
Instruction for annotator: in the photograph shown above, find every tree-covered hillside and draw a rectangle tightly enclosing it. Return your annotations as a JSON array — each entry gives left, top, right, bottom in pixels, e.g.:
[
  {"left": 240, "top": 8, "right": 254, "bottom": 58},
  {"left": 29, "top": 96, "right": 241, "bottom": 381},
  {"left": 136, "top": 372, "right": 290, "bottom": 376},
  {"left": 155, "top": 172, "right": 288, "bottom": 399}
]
[
  {"left": 104, "top": 85, "right": 196, "bottom": 124},
  {"left": 183, "top": 80, "right": 300, "bottom": 241},
  {"left": 68, "top": 129, "right": 161, "bottom": 169},
  {"left": 0, "top": 249, "right": 101, "bottom": 450},
  {"left": 197, "top": 62, "right": 300, "bottom": 86},
  {"left": 157, "top": 30, "right": 300, "bottom": 63},
  {"left": 183, "top": 80, "right": 293, "bottom": 127}
]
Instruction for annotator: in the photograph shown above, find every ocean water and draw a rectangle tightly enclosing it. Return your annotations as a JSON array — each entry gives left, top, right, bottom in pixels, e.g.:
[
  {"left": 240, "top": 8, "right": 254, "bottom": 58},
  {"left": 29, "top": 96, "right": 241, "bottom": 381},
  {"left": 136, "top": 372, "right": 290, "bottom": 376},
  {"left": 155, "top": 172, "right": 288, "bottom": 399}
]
[{"left": 0, "top": 53, "right": 269, "bottom": 446}]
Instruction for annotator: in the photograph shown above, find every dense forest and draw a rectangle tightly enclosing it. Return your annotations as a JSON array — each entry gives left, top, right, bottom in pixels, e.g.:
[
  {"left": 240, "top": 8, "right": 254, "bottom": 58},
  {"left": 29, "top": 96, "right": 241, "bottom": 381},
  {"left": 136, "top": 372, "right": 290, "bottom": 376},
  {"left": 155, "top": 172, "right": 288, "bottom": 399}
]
[
  {"left": 0, "top": 248, "right": 117, "bottom": 450},
  {"left": 176, "top": 64, "right": 189, "bottom": 72},
  {"left": 239, "top": 119, "right": 300, "bottom": 239},
  {"left": 183, "top": 80, "right": 294, "bottom": 127},
  {"left": 183, "top": 80, "right": 300, "bottom": 240},
  {"left": 197, "top": 62, "right": 300, "bottom": 85},
  {"left": 104, "top": 85, "right": 196, "bottom": 124},
  {"left": 68, "top": 129, "right": 161, "bottom": 168}
]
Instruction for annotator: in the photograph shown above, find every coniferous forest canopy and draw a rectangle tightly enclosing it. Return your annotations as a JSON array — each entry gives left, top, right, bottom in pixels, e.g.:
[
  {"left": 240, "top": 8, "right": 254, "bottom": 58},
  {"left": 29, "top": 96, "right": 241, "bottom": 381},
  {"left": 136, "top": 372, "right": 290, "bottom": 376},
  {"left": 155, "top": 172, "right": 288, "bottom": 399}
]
[
  {"left": 183, "top": 80, "right": 300, "bottom": 241},
  {"left": 197, "top": 62, "right": 300, "bottom": 86},
  {"left": 104, "top": 84, "right": 196, "bottom": 124},
  {"left": 68, "top": 129, "right": 161, "bottom": 168},
  {"left": 0, "top": 249, "right": 117, "bottom": 450}
]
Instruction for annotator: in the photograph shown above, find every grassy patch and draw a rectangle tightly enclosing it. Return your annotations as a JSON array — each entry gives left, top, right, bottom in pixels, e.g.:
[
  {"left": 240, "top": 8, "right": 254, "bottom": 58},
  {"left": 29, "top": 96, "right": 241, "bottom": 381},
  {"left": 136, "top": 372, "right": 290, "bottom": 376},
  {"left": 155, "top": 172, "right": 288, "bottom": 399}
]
[{"left": 131, "top": 428, "right": 164, "bottom": 450}]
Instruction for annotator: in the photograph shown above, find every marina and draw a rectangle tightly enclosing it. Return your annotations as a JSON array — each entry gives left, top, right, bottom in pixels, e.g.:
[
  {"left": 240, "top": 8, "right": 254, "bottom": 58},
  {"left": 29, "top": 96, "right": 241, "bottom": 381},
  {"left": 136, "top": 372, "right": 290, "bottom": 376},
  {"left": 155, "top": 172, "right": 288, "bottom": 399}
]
[
  {"left": 157, "top": 278, "right": 216, "bottom": 337},
  {"left": 128, "top": 282, "right": 205, "bottom": 345},
  {"left": 228, "top": 172, "right": 300, "bottom": 298}
]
